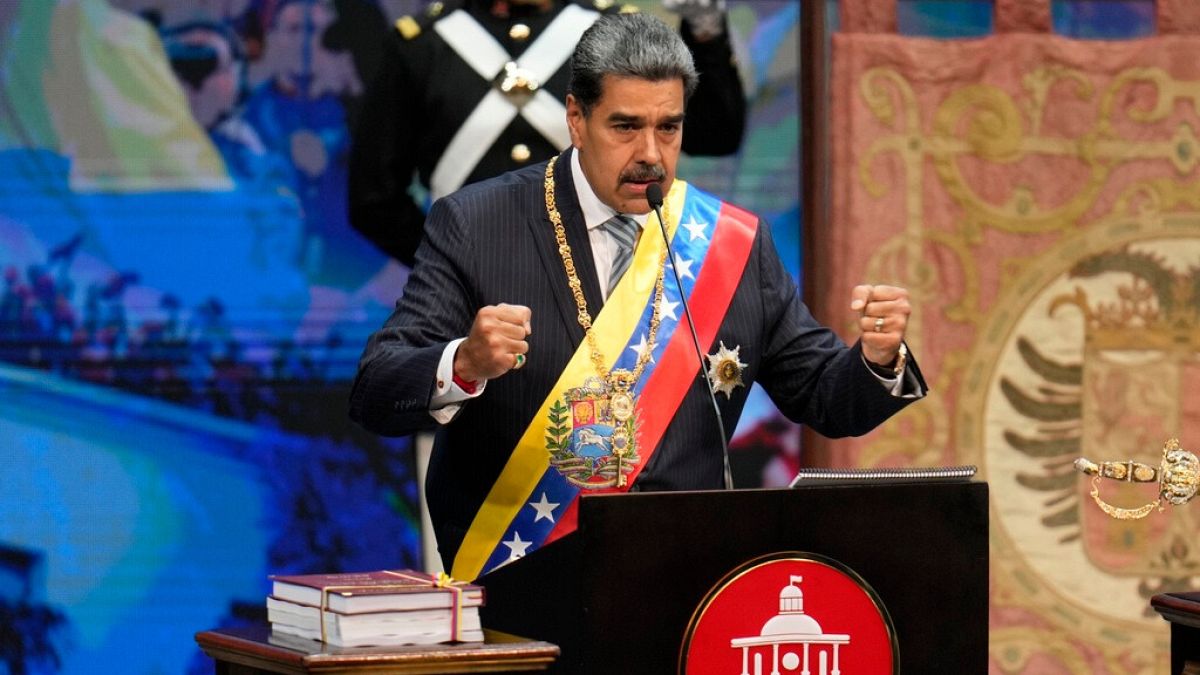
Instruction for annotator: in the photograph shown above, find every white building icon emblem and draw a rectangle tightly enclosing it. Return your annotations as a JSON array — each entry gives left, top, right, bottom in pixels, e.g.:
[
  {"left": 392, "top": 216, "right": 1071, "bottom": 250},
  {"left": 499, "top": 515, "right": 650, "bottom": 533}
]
[{"left": 729, "top": 575, "right": 850, "bottom": 675}]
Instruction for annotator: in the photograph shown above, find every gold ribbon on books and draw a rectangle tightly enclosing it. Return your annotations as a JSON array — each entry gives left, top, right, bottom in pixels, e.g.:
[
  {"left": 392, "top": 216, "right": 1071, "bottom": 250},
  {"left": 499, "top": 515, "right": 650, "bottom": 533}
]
[
  {"left": 315, "top": 570, "right": 472, "bottom": 643},
  {"left": 1074, "top": 438, "right": 1200, "bottom": 520}
]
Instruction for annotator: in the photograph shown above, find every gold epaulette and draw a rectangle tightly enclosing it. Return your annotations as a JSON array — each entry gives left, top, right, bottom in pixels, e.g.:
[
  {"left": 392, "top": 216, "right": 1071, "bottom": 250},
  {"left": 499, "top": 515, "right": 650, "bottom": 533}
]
[
  {"left": 395, "top": 15, "right": 421, "bottom": 39},
  {"left": 593, "top": 0, "right": 614, "bottom": 8},
  {"left": 618, "top": 4, "right": 639, "bottom": 13}
]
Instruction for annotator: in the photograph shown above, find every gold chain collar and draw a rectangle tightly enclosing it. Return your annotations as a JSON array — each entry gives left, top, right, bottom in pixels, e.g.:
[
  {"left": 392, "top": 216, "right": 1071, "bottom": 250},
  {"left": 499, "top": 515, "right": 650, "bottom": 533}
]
[{"left": 543, "top": 160, "right": 668, "bottom": 386}]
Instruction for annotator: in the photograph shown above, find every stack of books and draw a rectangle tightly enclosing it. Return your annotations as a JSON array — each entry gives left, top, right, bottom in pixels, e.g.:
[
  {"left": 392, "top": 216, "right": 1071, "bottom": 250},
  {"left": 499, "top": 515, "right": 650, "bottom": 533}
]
[{"left": 266, "top": 570, "right": 485, "bottom": 647}]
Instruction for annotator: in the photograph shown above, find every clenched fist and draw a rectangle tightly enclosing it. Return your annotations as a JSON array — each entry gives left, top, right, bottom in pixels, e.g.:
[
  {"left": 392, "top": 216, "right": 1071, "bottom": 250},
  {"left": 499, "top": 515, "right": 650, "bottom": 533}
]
[
  {"left": 453, "top": 303, "right": 532, "bottom": 383},
  {"left": 849, "top": 284, "right": 910, "bottom": 368}
]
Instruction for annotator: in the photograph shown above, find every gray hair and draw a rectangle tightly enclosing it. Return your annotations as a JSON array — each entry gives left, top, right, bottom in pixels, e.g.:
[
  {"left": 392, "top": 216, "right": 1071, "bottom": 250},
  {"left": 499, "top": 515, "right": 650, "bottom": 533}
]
[{"left": 568, "top": 12, "right": 699, "bottom": 116}]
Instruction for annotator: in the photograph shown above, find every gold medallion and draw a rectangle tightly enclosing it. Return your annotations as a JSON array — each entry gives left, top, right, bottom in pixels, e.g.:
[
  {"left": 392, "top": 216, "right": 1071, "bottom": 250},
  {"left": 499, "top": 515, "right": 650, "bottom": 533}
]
[{"left": 610, "top": 390, "right": 634, "bottom": 423}]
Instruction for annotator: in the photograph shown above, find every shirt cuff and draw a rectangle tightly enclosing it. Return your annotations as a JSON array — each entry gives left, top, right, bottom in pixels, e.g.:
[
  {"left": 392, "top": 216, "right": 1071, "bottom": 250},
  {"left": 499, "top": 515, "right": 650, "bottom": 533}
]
[
  {"left": 429, "top": 338, "right": 487, "bottom": 423},
  {"left": 861, "top": 344, "right": 924, "bottom": 398}
]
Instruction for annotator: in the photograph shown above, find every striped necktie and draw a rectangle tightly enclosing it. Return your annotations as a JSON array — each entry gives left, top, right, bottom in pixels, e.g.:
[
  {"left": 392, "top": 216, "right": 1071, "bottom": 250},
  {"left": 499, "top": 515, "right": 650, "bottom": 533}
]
[{"left": 603, "top": 214, "right": 639, "bottom": 296}]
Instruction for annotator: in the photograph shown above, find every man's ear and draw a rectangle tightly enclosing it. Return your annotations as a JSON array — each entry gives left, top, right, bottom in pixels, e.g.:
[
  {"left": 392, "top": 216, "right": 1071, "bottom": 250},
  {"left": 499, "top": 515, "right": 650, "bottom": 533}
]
[{"left": 565, "top": 94, "right": 584, "bottom": 148}]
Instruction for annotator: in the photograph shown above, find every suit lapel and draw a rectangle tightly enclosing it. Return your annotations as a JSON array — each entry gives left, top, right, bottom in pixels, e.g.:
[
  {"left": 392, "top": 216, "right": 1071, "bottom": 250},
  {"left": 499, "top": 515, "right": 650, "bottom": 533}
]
[{"left": 526, "top": 150, "right": 605, "bottom": 348}]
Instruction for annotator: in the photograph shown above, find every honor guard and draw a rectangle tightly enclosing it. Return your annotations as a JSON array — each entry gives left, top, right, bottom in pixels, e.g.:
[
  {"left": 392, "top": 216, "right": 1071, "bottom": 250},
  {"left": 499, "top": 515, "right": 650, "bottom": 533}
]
[{"left": 348, "top": 0, "right": 746, "bottom": 266}]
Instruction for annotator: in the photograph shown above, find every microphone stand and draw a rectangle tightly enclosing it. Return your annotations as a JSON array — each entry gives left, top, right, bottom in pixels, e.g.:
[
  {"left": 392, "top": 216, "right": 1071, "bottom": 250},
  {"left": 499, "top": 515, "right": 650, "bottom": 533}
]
[{"left": 645, "top": 182, "right": 734, "bottom": 490}]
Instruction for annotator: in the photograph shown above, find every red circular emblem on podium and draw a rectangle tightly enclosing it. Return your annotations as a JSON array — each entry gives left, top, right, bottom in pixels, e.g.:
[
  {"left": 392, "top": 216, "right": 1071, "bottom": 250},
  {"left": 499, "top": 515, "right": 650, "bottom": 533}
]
[{"left": 679, "top": 552, "right": 898, "bottom": 674}]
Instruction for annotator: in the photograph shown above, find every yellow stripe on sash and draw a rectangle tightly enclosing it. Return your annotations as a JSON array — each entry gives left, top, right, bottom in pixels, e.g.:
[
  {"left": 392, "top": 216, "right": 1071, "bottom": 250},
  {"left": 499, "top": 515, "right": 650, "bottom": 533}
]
[{"left": 451, "top": 181, "right": 688, "bottom": 580}]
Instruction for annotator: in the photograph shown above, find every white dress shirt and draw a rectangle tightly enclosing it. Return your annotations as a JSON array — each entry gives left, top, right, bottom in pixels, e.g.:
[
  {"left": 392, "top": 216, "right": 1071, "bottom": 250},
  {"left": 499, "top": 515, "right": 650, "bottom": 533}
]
[{"left": 570, "top": 148, "right": 650, "bottom": 302}]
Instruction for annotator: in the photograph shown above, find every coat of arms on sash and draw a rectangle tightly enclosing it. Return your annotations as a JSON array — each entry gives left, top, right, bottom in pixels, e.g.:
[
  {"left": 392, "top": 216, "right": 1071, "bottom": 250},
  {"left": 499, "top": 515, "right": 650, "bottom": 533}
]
[{"left": 546, "top": 376, "right": 639, "bottom": 488}]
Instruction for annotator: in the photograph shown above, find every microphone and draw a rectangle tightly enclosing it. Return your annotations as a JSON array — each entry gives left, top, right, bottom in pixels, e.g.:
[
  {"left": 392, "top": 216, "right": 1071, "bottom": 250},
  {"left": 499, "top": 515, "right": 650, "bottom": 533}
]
[{"left": 646, "top": 182, "right": 734, "bottom": 490}]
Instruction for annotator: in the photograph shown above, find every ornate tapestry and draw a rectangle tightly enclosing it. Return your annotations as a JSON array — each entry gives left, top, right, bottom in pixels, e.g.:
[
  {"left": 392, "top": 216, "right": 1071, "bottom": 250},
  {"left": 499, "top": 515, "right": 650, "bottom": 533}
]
[{"left": 821, "top": 0, "right": 1200, "bottom": 671}]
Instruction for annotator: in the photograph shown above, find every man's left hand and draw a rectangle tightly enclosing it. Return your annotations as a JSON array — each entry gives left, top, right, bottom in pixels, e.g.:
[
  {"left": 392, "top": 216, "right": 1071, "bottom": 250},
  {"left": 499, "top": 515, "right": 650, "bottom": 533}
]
[{"left": 850, "top": 284, "right": 911, "bottom": 369}]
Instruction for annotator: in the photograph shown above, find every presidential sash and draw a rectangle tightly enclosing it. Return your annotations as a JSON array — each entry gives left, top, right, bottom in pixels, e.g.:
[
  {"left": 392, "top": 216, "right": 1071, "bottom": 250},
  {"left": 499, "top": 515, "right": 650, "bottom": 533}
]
[{"left": 451, "top": 179, "right": 758, "bottom": 580}]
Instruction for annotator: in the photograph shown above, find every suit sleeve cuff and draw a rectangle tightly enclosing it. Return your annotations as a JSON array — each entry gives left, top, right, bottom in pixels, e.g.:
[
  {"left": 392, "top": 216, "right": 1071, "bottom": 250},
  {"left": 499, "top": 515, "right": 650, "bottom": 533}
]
[{"left": 430, "top": 338, "right": 487, "bottom": 423}]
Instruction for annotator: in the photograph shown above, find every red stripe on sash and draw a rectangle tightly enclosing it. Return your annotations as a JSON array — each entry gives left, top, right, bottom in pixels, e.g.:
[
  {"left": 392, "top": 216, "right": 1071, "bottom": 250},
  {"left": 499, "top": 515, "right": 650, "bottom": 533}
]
[
  {"left": 625, "top": 202, "right": 758, "bottom": 485},
  {"left": 544, "top": 500, "right": 578, "bottom": 546},
  {"left": 544, "top": 202, "right": 758, "bottom": 543}
]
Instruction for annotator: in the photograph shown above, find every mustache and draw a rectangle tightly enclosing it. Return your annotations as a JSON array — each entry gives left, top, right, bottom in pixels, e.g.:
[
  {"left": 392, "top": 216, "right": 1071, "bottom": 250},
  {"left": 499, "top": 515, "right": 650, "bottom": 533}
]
[{"left": 619, "top": 165, "right": 665, "bottom": 183}]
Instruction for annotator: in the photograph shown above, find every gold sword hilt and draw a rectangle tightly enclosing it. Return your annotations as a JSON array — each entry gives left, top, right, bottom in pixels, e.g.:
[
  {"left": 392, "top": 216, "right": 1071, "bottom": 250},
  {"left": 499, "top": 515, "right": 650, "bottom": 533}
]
[{"left": 1074, "top": 438, "right": 1200, "bottom": 520}]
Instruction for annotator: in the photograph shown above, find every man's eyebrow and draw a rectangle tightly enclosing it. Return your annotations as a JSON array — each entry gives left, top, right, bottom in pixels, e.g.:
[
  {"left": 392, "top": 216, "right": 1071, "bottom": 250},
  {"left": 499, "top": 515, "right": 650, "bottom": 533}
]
[
  {"left": 605, "top": 112, "right": 687, "bottom": 124},
  {"left": 606, "top": 112, "right": 644, "bottom": 124}
]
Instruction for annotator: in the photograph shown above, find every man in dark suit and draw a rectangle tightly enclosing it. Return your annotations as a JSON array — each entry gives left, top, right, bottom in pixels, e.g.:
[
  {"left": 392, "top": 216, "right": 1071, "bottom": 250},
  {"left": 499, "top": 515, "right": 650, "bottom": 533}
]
[{"left": 349, "top": 12, "right": 925, "bottom": 580}]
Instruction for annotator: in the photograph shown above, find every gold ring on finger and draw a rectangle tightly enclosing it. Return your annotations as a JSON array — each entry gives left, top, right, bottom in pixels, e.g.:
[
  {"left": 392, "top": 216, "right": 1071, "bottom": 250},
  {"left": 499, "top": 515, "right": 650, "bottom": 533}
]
[{"left": 873, "top": 317, "right": 885, "bottom": 333}]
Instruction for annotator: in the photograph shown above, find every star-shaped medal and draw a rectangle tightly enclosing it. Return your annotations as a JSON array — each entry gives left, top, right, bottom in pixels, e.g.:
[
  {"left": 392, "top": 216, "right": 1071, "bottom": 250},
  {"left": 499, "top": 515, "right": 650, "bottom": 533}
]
[{"left": 706, "top": 341, "right": 747, "bottom": 398}]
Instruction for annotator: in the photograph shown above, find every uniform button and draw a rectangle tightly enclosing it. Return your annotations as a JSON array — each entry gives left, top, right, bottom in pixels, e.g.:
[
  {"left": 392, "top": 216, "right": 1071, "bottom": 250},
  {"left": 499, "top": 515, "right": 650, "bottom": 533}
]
[
  {"left": 511, "top": 143, "right": 531, "bottom": 162},
  {"left": 509, "top": 23, "right": 531, "bottom": 41},
  {"left": 437, "top": 379, "right": 445, "bottom": 389}
]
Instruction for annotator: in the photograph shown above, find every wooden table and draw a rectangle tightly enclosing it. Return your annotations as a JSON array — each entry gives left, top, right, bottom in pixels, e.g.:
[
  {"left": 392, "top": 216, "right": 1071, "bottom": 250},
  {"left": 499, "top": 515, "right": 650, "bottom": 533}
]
[
  {"left": 195, "top": 625, "right": 559, "bottom": 674},
  {"left": 1152, "top": 592, "right": 1200, "bottom": 675}
]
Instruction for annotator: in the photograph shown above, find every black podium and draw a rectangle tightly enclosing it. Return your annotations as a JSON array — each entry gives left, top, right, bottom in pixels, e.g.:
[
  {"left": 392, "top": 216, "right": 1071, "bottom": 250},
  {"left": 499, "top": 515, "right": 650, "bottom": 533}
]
[
  {"left": 1152, "top": 592, "right": 1200, "bottom": 675},
  {"left": 479, "top": 481, "right": 988, "bottom": 673}
]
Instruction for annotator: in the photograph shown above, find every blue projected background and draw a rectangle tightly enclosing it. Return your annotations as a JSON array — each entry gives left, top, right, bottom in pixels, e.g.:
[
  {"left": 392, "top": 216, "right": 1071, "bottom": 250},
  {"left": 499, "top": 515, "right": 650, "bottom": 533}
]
[{"left": 0, "top": 1, "right": 801, "bottom": 673}]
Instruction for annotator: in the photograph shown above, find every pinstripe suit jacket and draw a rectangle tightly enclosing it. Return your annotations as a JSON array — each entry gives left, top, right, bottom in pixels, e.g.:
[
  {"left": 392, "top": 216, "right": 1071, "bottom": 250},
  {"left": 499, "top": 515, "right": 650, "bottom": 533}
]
[{"left": 349, "top": 150, "right": 926, "bottom": 565}]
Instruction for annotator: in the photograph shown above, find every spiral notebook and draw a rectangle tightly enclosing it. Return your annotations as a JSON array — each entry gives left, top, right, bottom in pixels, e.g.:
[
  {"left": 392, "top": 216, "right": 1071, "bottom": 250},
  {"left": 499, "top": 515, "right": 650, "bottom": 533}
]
[{"left": 787, "top": 465, "right": 977, "bottom": 488}]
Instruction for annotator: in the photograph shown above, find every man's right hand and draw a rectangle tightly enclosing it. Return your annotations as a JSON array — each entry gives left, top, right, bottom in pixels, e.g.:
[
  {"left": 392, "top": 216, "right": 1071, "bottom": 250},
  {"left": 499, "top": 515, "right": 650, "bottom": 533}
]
[{"left": 453, "top": 304, "right": 532, "bottom": 383}]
